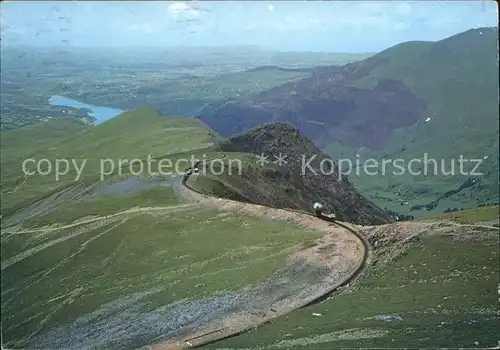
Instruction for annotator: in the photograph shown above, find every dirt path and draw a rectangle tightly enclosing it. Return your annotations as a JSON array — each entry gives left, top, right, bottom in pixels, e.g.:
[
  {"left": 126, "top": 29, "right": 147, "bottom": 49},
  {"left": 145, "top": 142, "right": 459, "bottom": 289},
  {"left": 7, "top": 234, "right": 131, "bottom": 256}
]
[{"left": 148, "top": 176, "right": 369, "bottom": 349}]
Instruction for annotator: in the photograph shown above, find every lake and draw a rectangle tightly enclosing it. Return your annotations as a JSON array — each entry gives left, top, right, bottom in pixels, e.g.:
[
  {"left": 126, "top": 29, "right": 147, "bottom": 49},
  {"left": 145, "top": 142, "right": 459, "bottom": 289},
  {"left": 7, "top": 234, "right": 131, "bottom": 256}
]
[{"left": 49, "top": 95, "right": 125, "bottom": 124}]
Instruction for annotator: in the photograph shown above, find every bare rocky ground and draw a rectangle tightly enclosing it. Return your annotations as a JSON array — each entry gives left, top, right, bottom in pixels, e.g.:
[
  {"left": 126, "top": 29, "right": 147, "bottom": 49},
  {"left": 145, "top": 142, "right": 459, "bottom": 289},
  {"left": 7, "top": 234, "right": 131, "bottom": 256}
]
[{"left": 27, "top": 260, "right": 341, "bottom": 349}]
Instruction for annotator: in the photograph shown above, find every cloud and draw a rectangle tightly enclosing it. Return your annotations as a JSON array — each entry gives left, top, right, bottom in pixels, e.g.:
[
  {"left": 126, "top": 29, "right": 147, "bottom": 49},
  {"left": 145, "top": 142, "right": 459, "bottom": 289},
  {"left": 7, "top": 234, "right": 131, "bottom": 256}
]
[
  {"left": 126, "top": 22, "right": 155, "bottom": 34},
  {"left": 396, "top": 3, "right": 412, "bottom": 15},
  {"left": 0, "top": 1, "right": 497, "bottom": 50},
  {"left": 168, "top": 2, "right": 195, "bottom": 15},
  {"left": 357, "top": 3, "right": 384, "bottom": 16},
  {"left": 167, "top": 2, "right": 210, "bottom": 22},
  {"left": 286, "top": 16, "right": 325, "bottom": 31},
  {"left": 0, "top": 24, "right": 24, "bottom": 37},
  {"left": 393, "top": 21, "right": 409, "bottom": 31}
]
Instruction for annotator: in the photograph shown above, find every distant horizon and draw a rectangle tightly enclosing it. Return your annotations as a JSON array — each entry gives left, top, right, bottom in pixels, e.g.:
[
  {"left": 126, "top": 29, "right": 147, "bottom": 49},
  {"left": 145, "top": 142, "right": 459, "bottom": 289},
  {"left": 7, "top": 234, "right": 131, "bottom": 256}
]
[
  {"left": 1, "top": 1, "right": 497, "bottom": 52},
  {"left": 1, "top": 44, "right": 378, "bottom": 54},
  {"left": 1, "top": 25, "right": 496, "bottom": 55}
]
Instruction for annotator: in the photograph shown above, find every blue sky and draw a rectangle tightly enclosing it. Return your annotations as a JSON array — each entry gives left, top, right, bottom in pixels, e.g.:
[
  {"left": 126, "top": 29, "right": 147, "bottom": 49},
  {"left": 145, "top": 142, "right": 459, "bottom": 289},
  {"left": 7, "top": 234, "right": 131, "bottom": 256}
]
[{"left": 1, "top": 1, "right": 497, "bottom": 52}]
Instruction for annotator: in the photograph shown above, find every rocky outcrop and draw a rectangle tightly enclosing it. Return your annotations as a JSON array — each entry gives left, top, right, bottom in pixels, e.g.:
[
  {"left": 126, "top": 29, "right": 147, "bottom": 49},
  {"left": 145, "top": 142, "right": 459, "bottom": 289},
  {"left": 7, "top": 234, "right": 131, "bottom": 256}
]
[{"left": 217, "top": 122, "right": 393, "bottom": 225}]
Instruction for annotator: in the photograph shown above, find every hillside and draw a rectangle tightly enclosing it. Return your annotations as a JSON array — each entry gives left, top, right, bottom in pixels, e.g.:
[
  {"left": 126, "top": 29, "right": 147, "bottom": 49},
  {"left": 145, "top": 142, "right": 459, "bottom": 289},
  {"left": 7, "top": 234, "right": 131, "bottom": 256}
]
[
  {"left": 188, "top": 122, "right": 392, "bottom": 225},
  {"left": 2, "top": 103, "right": 497, "bottom": 349},
  {"left": 198, "top": 27, "right": 499, "bottom": 216},
  {"left": 0, "top": 106, "right": 218, "bottom": 215},
  {"left": 0, "top": 106, "right": 377, "bottom": 348},
  {"left": 209, "top": 221, "right": 499, "bottom": 349},
  {"left": 2, "top": 3, "right": 499, "bottom": 348},
  {"left": 198, "top": 56, "right": 414, "bottom": 148},
  {"left": 0, "top": 118, "right": 90, "bottom": 164},
  {"left": 338, "top": 27, "right": 499, "bottom": 215},
  {"left": 2, "top": 179, "right": 336, "bottom": 348}
]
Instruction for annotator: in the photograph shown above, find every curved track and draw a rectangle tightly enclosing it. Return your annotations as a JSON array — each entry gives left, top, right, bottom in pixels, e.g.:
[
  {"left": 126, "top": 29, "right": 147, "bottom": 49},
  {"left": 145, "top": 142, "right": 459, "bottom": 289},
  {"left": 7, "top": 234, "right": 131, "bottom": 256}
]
[{"left": 154, "top": 154, "right": 371, "bottom": 349}]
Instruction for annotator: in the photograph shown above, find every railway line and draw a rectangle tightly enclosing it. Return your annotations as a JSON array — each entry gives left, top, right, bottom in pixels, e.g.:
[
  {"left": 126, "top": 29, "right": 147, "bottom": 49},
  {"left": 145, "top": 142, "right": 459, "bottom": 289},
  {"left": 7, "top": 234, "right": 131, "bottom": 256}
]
[{"left": 152, "top": 153, "right": 372, "bottom": 349}]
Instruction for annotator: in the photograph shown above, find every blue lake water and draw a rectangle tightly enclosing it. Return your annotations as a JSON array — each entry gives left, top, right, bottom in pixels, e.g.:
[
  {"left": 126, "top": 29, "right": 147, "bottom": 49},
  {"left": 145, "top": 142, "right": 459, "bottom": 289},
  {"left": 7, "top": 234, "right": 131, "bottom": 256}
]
[{"left": 49, "top": 95, "right": 125, "bottom": 125}]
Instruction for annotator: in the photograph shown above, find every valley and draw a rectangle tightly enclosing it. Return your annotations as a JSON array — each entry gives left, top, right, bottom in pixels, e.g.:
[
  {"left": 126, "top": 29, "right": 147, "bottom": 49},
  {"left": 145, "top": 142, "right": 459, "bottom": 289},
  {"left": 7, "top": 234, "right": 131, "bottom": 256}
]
[
  {"left": 0, "top": 47, "right": 370, "bottom": 131},
  {"left": 199, "top": 28, "right": 499, "bottom": 217}
]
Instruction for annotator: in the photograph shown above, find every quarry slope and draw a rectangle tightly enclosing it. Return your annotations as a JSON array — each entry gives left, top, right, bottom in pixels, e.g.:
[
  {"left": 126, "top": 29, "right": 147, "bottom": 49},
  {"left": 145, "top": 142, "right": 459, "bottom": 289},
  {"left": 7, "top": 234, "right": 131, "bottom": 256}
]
[{"left": 199, "top": 27, "right": 497, "bottom": 152}]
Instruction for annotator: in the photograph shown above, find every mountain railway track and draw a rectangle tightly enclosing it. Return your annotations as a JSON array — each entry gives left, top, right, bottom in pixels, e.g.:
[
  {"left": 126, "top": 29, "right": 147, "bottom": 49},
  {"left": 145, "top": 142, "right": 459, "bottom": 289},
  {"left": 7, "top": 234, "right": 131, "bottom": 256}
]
[{"left": 150, "top": 153, "right": 371, "bottom": 349}]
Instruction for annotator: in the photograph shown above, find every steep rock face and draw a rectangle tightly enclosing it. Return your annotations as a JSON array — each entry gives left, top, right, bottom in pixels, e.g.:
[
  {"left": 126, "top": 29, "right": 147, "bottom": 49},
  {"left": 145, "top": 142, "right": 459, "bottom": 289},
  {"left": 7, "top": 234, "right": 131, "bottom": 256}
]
[
  {"left": 218, "top": 122, "right": 393, "bottom": 225},
  {"left": 199, "top": 57, "right": 426, "bottom": 149}
]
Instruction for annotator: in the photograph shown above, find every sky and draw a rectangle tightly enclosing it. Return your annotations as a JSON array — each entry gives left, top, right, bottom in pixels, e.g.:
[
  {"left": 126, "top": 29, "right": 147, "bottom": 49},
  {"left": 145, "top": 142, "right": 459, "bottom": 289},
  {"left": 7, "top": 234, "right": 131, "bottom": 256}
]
[{"left": 1, "top": 1, "right": 498, "bottom": 52}]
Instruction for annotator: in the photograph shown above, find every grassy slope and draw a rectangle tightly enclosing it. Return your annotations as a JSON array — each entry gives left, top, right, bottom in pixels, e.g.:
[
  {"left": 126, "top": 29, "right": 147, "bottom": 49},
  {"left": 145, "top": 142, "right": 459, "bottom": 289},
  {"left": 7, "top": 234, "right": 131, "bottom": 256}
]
[
  {"left": 2, "top": 199, "right": 322, "bottom": 348},
  {"left": 37, "top": 106, "right": 215, "bottom": 162},
  {"left": 431, "top": 205, "right": 499, "bottom": 224},
  {"left": 0, "top": 118, "right": 90, "bottom": 186},
  {"left": 1, "top": 110, "right": 326, "bottom": 347},
  {"left": 20, "top": 187, "right": 178, "bottom": 228},
  {"left": 325, "top": 28, "right": 499, "bottom": 216},
  {"left": 1, "top": 118, "right": 90, "bottom": 214},
  {"left": 0, "top": 118, "right": 90, "bottom": 162},
  {"left": 211, "top": 233, "right": 499, "bottom": 349},
  {"left": 2, "top": 40, "right": 497, "bottom": 348},
  {"left": 0, "top": 106, "right": 216, "bottom": 214}
]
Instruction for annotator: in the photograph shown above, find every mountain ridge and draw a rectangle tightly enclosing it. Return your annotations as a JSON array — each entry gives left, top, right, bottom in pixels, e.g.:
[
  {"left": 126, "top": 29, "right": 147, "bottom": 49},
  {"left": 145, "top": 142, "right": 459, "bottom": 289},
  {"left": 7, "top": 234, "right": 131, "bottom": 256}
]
[
  {"left": 196, "top": 27, "right": 499, "bottom": 215},
  {"left": 191, "top": 122, "right": 393, "bottom": 225}
]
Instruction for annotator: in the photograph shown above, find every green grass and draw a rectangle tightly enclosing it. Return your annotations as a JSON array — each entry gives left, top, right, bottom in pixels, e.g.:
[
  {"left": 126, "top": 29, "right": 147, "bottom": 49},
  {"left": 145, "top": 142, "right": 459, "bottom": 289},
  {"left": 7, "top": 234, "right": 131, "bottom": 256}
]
[
  {"left": 189, "top": 152, "right": 278, "bottom": 192},
  {"left": 0, "top": 118, "right": 89, "bottom": 162},
  {"left": 431, "top": 205, "right": 499, "bottom": 224},
  {"left": 210, "top": 233, "right": 499, "bottom": 348},
  {"left": 21, "top": 187, "right": 179, "bottom": 228},
  {"left": 326, "top": 27, "right": 499, "bottom": 216},
  {"left": 1, "top": 197, "right": 322, "bottom": 347},
  {"left": 1, "top": 106, "right": 218, "bottom": 215},
  {"left": 1, "top": 137, "right": 322, "bottom": 347}
]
